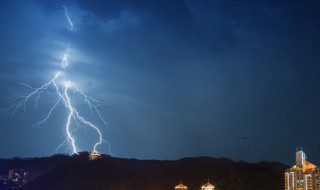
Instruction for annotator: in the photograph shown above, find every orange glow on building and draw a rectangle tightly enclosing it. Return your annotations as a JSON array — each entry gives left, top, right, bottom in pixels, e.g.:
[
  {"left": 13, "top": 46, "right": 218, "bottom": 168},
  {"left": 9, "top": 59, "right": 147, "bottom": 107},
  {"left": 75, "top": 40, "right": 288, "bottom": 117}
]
[
  {"left": 285, "top": 148, "right": 320, "bottom": 190},
  {"left": 201, "top": 179, "right": 215, "bottom": 190},
  {"left": 175, "top": 182, "right": 188, "bottom": 190},
  {"left": 89, "top": 151, "right": 101, "bottom": 160}
]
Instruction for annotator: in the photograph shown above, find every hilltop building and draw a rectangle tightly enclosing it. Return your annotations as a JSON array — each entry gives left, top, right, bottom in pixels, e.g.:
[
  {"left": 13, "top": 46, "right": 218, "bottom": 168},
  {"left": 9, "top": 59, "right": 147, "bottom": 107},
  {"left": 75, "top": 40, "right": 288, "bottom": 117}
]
[
  {"left": 89, "top": 151, "right": 101, "bottom": 160},
  {"left": 284, "top": 148, "right": 320, "bottom": 190}
]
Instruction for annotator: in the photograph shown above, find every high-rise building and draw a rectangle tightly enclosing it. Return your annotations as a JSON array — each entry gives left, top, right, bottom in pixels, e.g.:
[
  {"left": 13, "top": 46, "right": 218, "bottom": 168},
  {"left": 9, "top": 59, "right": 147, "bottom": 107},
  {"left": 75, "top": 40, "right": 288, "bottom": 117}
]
[
  {"left": 8, "top": 170, "right": 14, "bottom": 180},
  {"left": 285, "top": 148, "right": 320, "bottom": 190}
]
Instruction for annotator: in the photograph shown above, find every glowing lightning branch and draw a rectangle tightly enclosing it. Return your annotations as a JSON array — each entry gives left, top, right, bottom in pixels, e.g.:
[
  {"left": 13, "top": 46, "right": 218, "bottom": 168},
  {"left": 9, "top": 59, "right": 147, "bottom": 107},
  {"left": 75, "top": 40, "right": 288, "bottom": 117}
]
[
  {"left": 11, "top": 5, "right": 113, "bottom": 156},
  {"left": 11, "top": 73, "right": 61, "bottom": 118},
  {"left": 75, "top": 87, "right": 109, "bottom": 127},
  {"left": 61, "top": 54, "right": 68, "bottom": 68},
  {"left": 62, "top": 5, "right": 73, "bottom": 30},
  {"left": 63, "top": 83, "right": 78, "bottom": 154},
  {"left": 33, "top": 98, "right": 60, "bottom": 127}
]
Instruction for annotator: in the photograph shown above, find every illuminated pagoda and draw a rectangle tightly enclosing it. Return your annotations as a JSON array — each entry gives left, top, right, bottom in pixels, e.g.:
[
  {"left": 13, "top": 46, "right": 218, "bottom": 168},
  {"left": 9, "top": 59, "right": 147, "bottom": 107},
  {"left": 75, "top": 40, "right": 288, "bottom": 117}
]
[
  {"left": 89, "top": 151, "right": 101, "bottom": 160},
  {"left": 201, "top": 179, "right": 215, "bottom": 190},
  {"left": 174, "top": 182, "right": 188, "bottom": 190},
  {"left": 284, "top": 147, "right": 320, "bottom": 190}
]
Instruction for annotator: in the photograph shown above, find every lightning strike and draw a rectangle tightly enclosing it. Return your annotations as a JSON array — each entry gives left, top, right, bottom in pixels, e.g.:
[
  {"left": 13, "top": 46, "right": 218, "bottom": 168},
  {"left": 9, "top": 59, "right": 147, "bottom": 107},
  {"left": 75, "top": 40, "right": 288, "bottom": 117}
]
[
  {"left": 11, "top": 6, "right": 113, "bottom": 156},
  {"left": 63, "top": 84, "right": 78, "bottom": 154},
  {"left": 62, "top": 5, "right": 73, "bottom": 30}
]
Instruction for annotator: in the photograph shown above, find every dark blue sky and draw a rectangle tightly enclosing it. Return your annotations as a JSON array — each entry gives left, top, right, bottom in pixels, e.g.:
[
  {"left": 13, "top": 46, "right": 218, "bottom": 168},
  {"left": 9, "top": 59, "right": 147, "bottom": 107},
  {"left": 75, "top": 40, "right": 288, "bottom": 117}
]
[{"left": 0, "top": 0, "right": 320, "bottom": 165}]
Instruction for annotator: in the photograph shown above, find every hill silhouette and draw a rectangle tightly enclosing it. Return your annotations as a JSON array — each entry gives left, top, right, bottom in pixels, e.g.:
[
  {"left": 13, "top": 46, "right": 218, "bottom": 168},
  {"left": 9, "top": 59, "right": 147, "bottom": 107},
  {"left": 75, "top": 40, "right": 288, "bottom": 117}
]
[{"left": 0, "top": 152, "right": 287, "bottom": 190}]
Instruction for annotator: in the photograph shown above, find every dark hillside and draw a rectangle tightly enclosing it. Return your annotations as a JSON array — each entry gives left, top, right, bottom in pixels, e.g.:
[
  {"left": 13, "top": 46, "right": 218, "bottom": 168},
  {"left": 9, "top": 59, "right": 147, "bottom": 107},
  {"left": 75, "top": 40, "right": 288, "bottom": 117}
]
[{"left": 0, "top": 152, "right": 287, "bottom": 190}]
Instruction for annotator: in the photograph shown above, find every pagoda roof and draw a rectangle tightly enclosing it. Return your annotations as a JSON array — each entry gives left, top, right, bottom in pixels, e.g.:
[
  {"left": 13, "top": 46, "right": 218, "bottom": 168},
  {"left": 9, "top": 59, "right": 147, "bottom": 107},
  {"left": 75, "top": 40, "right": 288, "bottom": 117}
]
[
  {"left": 90, "top": 151, "right": 101, "bottom": 155},
  {"left": 201, "top": 182, "right": 215, "bottom": 188},
  {"left": 175, "top": 183, "right": 188, "bottom": 189}
]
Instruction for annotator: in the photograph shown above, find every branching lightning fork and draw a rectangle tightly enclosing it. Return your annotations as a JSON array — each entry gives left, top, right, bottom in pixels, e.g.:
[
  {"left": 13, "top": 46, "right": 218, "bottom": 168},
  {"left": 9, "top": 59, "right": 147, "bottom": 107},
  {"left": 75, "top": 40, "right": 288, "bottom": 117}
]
[{"left": 11, "top": 6, "right": 113, "bottom": 156}]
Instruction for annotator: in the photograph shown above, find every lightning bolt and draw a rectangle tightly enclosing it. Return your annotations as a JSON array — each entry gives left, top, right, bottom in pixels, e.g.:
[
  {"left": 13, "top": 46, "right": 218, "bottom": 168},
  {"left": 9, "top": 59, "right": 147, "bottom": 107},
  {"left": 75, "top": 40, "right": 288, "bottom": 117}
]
[
  {"left": 62, "top": 5, "right": 73, "bottom": 30},
  {"left": 11, "top": 6, "right": 113, "bottom": 156}
]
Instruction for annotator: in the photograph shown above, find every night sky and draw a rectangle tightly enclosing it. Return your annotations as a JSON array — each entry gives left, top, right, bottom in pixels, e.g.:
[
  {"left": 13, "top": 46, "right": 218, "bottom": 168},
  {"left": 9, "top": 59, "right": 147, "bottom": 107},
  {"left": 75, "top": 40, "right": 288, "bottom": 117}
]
[{"left": 0, "top": 0, "right": 320, "bottom": 165}]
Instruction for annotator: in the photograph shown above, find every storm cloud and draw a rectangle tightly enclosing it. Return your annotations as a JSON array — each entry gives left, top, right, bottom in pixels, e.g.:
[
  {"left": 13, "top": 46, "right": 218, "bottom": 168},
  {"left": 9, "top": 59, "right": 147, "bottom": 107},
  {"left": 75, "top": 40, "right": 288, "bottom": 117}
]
[{"left": 0, "top": 0, "right": 320, "bottom": 164}]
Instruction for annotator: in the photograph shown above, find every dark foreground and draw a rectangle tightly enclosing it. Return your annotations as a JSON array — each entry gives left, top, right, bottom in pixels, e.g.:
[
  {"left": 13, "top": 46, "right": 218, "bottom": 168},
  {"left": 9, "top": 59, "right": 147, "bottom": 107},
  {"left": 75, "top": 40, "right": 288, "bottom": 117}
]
[{"left": 0, "top": 152, "right": 287, "bottom": 190}]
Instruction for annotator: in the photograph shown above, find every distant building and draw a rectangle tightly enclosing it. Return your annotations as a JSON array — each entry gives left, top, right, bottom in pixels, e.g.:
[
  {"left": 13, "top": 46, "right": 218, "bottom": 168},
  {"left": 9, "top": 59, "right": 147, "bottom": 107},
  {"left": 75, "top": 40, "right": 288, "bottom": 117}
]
[
  {"left": 284, "top": 148, "right": 320, "bottom": 190},
  {"left": 201, "top": 179, "right": 215, "bottom": 190},
  {"left": 175, "top": 182, "right": 188, "bottom": 190},
  {"left": 89, "top": 151, "right": 102, "bottom": 160},
  {"left": 7, "top": 168, "right": 28, "bottom": 188},
  {"left": 8, "top": 169, "right": 14, "bottom": 180},
  {"left": 174, "top": 179, "right": 216, "bottom": 190}
]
